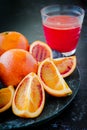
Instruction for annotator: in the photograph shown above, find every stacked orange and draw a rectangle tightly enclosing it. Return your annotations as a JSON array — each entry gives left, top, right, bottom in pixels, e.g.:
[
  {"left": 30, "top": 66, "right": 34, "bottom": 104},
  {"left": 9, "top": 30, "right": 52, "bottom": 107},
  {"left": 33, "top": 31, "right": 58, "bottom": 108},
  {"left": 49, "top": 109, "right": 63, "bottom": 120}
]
[{"left": 0, "top": 32, "right": 77, "bottom": 118}]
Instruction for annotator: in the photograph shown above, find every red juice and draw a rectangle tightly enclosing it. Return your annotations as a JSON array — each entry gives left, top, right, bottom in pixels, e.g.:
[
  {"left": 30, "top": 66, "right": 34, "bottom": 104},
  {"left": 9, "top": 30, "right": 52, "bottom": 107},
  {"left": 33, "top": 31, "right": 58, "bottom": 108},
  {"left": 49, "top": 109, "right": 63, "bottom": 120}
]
[{"left": 43, "top": 15, "right": 81, "bottom": 53}]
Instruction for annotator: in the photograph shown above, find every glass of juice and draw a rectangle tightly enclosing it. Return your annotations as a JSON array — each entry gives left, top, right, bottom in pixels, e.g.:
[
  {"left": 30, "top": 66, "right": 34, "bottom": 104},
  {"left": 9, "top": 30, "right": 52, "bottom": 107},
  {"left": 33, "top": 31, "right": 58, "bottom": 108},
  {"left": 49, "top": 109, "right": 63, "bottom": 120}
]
[{"left": 41, "top": 5, "right": 85, "bottom": 56}]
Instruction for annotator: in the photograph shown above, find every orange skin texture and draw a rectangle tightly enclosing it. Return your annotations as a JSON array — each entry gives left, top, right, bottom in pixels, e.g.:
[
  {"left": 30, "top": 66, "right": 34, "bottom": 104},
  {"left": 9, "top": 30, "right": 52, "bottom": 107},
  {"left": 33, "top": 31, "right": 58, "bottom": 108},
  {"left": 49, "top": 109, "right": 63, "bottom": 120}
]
[
  {"left": 0, "top": 31, "right": 30, "bottom": 56},
  {"left": 0, "top": 49, "right": 38, "bottom": 87}
]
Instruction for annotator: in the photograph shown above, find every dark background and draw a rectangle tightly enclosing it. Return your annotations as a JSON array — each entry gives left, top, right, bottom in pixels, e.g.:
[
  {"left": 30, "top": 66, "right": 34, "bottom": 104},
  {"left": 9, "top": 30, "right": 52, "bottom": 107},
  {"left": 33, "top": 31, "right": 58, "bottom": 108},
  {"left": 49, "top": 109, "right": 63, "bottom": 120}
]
[{"left": 0, "top": 0, "right": 87, "bottom": 129}]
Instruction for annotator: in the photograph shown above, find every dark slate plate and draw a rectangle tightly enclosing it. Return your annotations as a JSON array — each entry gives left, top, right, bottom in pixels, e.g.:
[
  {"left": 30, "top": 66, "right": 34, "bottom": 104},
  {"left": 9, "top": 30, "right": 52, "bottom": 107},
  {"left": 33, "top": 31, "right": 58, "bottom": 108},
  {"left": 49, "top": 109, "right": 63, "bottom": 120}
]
[{"left": 0, "top": 51, "right": 80, "bottom": 130}]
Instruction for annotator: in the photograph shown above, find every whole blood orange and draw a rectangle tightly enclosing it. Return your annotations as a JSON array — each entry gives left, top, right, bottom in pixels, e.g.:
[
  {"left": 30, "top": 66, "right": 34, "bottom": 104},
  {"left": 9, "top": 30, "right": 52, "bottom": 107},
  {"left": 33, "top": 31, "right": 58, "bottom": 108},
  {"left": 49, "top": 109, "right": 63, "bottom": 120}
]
[
  {"left": 30, "top": 40, "right": 52, "bottom": 62},
  {"left": 12, "top": 72, "right": 45, "bottom": 118},
  {"left": 0, "top": 49, "right": 38, "bottom": 87},
  {"left": 0, "top": 31, "right": 30, "bottom": 55}
]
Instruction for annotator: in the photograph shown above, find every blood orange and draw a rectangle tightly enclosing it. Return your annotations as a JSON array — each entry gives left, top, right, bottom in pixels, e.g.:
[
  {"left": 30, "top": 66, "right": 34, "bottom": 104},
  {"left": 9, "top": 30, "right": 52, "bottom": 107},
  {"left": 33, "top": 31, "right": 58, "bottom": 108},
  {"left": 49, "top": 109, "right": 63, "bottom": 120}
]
[
  {"left": 0, "top": 49, "right": 38, "bottom": 87},
  {"left": 52, "top": 56, "right": 76, "bottom": 78},
  {"left": 38, "top": 58, "right": 72, "bottom": 97},
  {"left": 0, "top": 85, "right": 14, "bottom": 113},
  {"left": 30, "top": 40, "right": 52, "bottom": 62},
  {"left": 0, "top": 31, "right": 30, "bottom": 56},
  {"left": 12, "top": 72, "right": 45, "bottom": 118}
]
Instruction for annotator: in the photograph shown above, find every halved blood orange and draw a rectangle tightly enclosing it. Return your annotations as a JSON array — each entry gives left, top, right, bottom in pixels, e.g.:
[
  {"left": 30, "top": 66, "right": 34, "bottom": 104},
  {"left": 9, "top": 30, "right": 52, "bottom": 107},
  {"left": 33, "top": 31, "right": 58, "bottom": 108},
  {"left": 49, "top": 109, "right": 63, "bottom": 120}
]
[
  {"left": 52, "top": 56, "right": 76, "bottom": 78},
  {"left": 12, "top": 72, "right": 45, "bottom": 118},
  {"left": 0, "top": 85, "right": 15, "bottom": 113},
  {"left": 38, "top": 58, "right": 72, "bottom": 97},
  {"left": 29, "top": 40, "right": 53, "bottom": 62}
]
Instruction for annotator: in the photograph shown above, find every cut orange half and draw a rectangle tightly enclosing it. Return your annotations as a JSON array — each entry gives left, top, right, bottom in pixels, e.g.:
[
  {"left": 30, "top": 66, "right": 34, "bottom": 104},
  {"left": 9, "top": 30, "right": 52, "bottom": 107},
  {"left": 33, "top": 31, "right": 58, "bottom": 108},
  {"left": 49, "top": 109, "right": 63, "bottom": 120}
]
[
  {"left": 38, "top": 58, "right": 72, "bottom": 97},
  {"left": 0, "top": 85, "right": 15, "bottom": 113},
  {"left": 30, "top": 40, "right": 53, "bottom": 62},
  {"left": 52, "top": 56, "right": 76, "bottom": 78},
  {"left": 12, "top": 72, "right": 45, "bottom": 118}
]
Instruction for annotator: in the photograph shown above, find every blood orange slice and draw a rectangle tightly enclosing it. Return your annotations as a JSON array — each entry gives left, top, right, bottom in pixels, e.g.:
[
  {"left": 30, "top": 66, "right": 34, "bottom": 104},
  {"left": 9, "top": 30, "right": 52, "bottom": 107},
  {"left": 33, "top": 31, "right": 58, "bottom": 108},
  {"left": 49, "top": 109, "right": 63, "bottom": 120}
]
[
  {"left": 30, "top": 40, "right": 53, "bottom": 62},
  {"left": 52, "top": 56, "right": 76, "bottom": 78},
  {"left": 12, "top": 72, "right": 45, "bottom": 118},
  {"left": 38, "top": 58, "right": 72, "bottom": 97},
  {"left": 0, "top": 85, "right": 14, "bottom": 113}
]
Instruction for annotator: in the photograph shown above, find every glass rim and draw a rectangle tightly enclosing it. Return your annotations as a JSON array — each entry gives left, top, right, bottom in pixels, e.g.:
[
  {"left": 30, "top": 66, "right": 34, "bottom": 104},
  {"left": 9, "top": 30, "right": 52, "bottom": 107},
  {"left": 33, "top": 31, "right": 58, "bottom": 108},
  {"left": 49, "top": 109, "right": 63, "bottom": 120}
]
[{"left": 40, "top": 4, "right": 85, "bottom": 17}]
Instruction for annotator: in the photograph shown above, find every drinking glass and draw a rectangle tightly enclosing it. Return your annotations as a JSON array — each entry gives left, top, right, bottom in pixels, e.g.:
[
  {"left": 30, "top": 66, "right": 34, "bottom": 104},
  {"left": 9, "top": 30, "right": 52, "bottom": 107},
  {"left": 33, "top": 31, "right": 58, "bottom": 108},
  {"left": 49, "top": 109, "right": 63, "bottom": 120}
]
[{"left": 41, "top": 5, "right": 85, "bottom": 56}]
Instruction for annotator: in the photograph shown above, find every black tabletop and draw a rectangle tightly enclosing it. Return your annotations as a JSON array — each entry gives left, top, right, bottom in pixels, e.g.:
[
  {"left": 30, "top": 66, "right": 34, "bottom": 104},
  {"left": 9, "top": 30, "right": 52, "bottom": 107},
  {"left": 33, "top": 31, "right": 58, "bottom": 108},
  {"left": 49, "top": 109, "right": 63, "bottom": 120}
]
[{"left": 0, "top": 0, "right": 87, "bottom": 130}]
